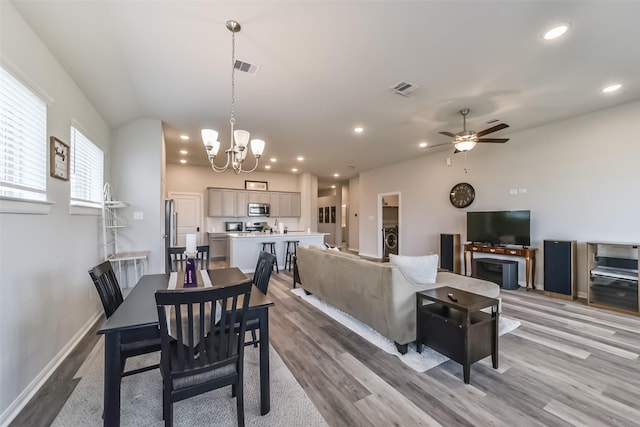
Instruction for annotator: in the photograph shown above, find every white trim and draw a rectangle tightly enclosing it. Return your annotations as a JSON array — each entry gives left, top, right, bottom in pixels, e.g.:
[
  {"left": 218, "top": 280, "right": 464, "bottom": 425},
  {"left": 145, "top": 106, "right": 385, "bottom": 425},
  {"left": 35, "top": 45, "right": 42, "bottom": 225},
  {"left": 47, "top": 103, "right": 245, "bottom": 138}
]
[
  {"left": 0, "top": 312, "right": 102, "bottom": 427},
  {"left": 0, "top": 197, "right": 54, "bottom": 214},
  {"left": 0, "top": 55, "right": 54, "bottom": 106},
  {"left": 69, "top": 205, "right": 101, "bottom": 215}
]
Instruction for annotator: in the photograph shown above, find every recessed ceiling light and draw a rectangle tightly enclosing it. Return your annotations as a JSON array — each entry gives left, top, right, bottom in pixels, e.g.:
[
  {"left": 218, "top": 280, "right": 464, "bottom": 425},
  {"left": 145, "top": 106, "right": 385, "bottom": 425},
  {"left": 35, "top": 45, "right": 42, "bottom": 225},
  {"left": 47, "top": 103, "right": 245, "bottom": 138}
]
[
  {"left": 602, "top": 83, "right": 622, "bottom": 93},
  {"left": 180, "top": 135, "right": 189, "bottom": 141},
  {"left": 297, "top": 156, "right": 304, "bottom": 161},
  {"left": 180, "top": 159, "right": 187, "bottom": 164},
  {"left": 419, "top": 142, "right": 428, "bottom": 148},
  {"left": 292, "top": 168, "right": 298, "bottom": 173},
  {"left": 543, "top": 24, "right": 569, "bottom": 40},
  {"left": 270, "top": 158, "right": 277, "bottom": 163},
  {"left": 265, "top": 165, "right": 271, "bottom": 170},
  {"left": 333, "top": 173, "right": 340, "bottom": 177},
  {"left": 354, "top": 126, "right": 364, "bottom": 134},
  {"left": 180, "top": 150, "right": 188, "bottom": 155},
  {"left": 331, "top": 185, "right": 336, "bottom": 189}
]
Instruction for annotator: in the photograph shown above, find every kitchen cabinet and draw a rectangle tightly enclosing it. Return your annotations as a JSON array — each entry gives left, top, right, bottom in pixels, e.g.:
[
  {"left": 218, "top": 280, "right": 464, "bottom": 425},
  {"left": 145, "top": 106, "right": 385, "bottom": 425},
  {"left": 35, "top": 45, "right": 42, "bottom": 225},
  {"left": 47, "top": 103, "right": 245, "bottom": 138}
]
[
  {"left": 269, "top": 192, "right": 280, "bottom": 217},
  {"left": 275, "top": 192, "right": 301, "bottom": 217},
  {"left": 290, "top": 193, "right": 301, "bottom": 217},
  {"left": 208, "top": 188, "right": 238, "bottom": 217},
  {"left": 248, "top": 191, "right": 270, "bottom": 204},
  {"left": 208, "top": 187, "right": 301, "bottom": 217},
  {"left": 209, "top": 233, "right": 228, "bottom": 260},
  {"left": 236, "top": 190, "right": 248, "bottom": 217}
]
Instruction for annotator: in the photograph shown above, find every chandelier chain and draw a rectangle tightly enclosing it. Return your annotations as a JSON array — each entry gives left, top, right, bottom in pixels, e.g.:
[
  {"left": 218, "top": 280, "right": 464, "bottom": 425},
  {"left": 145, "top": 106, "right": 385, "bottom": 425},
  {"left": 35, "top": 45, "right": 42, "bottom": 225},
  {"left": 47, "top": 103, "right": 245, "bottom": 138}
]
[{"left": 230, "top": 29, "right": 236, "bottom": 126}]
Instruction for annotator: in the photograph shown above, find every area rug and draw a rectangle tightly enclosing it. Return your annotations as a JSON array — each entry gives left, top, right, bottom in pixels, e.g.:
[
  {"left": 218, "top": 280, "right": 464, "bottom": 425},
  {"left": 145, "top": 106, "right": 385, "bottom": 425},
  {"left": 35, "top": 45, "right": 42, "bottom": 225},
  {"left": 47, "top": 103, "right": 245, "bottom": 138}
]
[
  {"left": 53, "top": 337, "right": 327, "bottom": 427},
  {"left": 291, "top": 288, "right": 520, "bottom": 372}
]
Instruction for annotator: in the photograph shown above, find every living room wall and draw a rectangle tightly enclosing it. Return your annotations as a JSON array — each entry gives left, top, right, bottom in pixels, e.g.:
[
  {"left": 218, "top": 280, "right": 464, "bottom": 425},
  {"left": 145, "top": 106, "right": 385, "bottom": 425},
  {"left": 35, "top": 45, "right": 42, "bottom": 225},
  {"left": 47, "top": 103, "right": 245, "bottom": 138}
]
[
  {"left": 358, "top": 101, "right": 640, "bottom": 296},
  {"left": 0, "top": 2, "right": 110, "bottom": 422}
]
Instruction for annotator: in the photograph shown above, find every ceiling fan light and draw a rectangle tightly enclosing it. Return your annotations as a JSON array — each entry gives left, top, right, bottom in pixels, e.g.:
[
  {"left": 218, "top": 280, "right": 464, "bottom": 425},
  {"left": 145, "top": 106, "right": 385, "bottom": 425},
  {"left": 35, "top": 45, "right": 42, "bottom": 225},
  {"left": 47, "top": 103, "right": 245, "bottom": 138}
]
[
  {"left": 544, "top": 24, "right": 569, "bottom": 40},
  {"left": 454, "top": 140, "right": 477, "bottom": 152}
]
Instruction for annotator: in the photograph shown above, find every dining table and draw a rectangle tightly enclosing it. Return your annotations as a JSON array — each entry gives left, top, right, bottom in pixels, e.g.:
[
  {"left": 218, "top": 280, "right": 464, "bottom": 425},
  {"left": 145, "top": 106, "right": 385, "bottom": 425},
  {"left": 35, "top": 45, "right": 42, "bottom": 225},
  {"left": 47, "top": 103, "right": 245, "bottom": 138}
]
[{"left": 97, "top": 267, "right": 274, "bottom": 427}]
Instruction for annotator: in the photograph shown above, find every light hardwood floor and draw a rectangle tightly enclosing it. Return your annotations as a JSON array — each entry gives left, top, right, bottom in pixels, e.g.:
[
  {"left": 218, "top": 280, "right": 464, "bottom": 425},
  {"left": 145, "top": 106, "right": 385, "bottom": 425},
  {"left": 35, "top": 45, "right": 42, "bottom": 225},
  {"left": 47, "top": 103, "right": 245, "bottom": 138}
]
[{"left": 13, "top": 269, "right": 640, "bottom": 426}]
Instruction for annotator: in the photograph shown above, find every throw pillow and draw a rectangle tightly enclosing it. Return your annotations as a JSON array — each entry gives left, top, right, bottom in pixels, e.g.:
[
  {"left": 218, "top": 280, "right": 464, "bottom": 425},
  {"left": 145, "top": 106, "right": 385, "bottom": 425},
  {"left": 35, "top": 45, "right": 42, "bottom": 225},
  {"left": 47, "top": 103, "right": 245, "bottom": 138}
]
[{"left": 389, "top": 253, "right": 439, "bottom": 284}]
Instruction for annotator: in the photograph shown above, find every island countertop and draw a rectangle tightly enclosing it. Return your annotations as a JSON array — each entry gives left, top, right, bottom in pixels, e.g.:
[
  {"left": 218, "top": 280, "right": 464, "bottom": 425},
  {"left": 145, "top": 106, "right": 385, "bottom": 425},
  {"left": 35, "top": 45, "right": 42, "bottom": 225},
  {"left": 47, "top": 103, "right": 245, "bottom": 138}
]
[
  {"left": 227, "top": 232, "right": 327, "bottom": 273},
  {"left": 227, "top": 232, "right": 328, "bottom": 239}
]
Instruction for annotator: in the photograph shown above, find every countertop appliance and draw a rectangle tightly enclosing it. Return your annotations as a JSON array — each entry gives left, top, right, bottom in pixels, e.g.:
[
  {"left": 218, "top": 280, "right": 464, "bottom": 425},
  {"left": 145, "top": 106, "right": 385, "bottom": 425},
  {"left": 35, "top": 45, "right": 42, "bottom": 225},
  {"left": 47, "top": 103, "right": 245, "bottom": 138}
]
[
  {"left": 225, "top": 221, "right": 243, "bottom": 232},
  {"left": 248, "top": 203, "right": 270, "bottom": 217},
  {"left": 245, "top": 222, "right": 268, "bottom": 232}
]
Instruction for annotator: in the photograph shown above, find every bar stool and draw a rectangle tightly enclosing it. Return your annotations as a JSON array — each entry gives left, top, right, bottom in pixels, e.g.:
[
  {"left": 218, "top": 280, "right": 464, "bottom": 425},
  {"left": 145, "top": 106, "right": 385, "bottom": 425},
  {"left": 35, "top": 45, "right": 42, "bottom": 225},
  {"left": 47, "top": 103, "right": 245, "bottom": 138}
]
[
  {"left": 285, "top": 240, "right": 299, "bottom": 272},
  {"left": 261, "top": 242, "right": 279, "bottom": 273}
]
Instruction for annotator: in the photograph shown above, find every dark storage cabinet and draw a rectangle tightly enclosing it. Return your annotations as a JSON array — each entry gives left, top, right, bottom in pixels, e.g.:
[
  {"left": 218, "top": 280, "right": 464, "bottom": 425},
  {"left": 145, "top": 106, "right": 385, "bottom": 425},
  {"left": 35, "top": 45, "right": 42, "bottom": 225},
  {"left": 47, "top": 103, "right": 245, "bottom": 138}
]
[
  {"left": 416, "top": 287, "right": 499, "bottom": 384},
  {"left": 472, "top": 258, "right": 519, "bottom": 290},
  {"left": 440, "top": 233, "right": 461, "bottom": 274},
  {"left": 587, "top": 242, "right": 639, "bottom": 315},
  {"left": 543, "top": 240, "right": 577, "bottom": 300}
]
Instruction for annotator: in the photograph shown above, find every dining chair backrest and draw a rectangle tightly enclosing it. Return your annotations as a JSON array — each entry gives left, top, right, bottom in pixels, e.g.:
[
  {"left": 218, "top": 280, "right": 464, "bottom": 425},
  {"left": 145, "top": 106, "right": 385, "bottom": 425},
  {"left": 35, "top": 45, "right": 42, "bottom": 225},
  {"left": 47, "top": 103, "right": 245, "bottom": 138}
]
[
  {"left": 89, "top": 260, "right": 124, "bottom": 319},
  {"left": 155, "top": 281, "right": 252, "bottom": 368},
  {"left": 167, "top": 245, "right": 210, "bottom": 273},
  {"left": 253, "top": 251, "right": 276, "bottom": 295},
  {"left": 195, "top": 245, "right": 210, "bottom": 270}
]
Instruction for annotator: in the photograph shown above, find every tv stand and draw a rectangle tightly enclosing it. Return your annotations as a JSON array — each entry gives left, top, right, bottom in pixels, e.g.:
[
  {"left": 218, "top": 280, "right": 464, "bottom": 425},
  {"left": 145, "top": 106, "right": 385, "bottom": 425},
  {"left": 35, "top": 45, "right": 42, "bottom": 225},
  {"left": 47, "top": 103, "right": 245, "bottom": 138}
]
[{"left": 463, "top": 244, "right": 537, "bottom": 291}]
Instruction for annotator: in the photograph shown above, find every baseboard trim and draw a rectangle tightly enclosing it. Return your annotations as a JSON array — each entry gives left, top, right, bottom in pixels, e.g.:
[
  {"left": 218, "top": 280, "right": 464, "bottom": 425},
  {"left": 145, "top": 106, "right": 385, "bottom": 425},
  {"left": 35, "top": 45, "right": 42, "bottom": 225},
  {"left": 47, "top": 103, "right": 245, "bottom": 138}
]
[{"left": 0, "top": 311, "right": 102, "bottom": 427}]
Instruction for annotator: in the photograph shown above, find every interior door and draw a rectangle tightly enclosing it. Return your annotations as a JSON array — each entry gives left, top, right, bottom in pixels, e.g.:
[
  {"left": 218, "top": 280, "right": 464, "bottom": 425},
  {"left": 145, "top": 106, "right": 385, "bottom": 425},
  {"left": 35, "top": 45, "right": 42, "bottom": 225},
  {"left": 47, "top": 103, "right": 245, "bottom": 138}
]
[{"left": 169, "top": 192, "right": 203, "bottom": 247}]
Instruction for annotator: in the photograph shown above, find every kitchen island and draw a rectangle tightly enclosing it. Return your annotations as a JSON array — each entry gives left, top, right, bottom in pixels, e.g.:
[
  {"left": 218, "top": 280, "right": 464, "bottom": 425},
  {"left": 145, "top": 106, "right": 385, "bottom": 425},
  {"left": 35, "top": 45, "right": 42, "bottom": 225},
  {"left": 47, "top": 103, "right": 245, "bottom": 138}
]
[{"left": 227, "top": 232, "right": 328, "bottom": 273}]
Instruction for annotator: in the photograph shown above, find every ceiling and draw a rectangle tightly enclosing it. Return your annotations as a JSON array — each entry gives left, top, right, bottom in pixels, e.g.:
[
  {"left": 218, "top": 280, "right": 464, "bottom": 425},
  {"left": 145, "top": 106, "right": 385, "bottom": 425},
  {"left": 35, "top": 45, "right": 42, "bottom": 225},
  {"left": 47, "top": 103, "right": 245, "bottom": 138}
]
[{"left": 10, "top": 1, "right": 640, "bottom": 189}]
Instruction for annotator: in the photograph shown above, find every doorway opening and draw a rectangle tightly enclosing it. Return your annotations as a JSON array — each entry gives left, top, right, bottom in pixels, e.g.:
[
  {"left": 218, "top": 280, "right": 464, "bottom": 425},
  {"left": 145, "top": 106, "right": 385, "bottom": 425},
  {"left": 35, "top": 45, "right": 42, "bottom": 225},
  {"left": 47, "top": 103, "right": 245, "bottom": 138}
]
[{"left": 378, "top": 192, "right": 400, "bottom": 260}]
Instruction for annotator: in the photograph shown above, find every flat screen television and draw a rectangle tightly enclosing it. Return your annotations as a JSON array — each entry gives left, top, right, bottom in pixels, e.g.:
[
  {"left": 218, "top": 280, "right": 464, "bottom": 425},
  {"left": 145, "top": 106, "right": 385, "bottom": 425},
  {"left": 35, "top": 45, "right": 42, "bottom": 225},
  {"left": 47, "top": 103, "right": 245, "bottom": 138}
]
[{"left": 466, "top": 210, "right": 531, "bottom": 246}]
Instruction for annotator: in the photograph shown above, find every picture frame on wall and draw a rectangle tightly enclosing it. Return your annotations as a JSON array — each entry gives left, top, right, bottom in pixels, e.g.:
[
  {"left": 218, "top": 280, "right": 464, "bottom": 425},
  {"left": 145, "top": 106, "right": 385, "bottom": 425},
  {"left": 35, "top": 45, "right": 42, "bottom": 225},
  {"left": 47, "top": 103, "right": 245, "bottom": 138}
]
[
  {"left": 245, "top": 180, "right": 268, "bottom": 191},
  {"left": 318, "top": 207, "right": 324, "bottom": 223},
  {"left": 324, "top": 207, "right": 330, "bottom": 223},
  {"left": 50, "top": 137, "right": 70, "bottom": 181},
  {"left": 331, "top": 206, "right": 336, "bottom": 223}
]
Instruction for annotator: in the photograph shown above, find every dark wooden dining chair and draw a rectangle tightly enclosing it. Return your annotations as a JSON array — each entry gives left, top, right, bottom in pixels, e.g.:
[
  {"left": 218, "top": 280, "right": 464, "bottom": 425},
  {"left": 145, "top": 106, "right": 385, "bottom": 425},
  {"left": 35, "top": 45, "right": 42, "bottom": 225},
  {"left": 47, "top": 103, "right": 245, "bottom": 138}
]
[
  {"left": 167, "top": 245, "right": 210, "bottom": 273},
  {"left": 155, "top": 281, "right": 252, "bottom": 427},
  {"left": 245, "top": 251, "right": 276, "bottom": 347},
  {"left": 88, "top": 260, "right": 161, "bottom": 377}
]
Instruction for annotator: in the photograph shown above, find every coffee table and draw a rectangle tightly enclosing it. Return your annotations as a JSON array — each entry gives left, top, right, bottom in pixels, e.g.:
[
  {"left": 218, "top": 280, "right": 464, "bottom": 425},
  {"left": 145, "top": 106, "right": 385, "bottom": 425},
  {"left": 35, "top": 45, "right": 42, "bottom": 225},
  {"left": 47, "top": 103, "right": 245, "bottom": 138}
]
[{"left": 416, "top": 286, "right": 499, "bottom": 384}]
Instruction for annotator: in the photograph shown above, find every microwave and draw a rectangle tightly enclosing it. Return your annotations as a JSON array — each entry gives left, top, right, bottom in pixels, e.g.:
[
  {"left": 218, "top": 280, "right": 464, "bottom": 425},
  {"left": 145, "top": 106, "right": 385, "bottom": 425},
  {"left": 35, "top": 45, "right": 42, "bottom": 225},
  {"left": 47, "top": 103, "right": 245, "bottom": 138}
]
[
  {"left": 248, "top": 203, "right": 270, "bottom": 217},
  {"left": 225, "top": 221, "right": 243, "bottom": 232}
]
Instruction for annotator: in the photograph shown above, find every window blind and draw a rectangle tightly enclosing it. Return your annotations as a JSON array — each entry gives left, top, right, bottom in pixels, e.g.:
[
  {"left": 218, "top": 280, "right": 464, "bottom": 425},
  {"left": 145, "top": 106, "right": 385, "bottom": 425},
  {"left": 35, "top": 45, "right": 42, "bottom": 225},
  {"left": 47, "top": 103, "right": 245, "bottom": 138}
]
[
  {"left": 0, "top": 65, "right": 47, "bottom": 201},
  {"left": 70, "top": 126, "right": 104, "bottom": 208}
]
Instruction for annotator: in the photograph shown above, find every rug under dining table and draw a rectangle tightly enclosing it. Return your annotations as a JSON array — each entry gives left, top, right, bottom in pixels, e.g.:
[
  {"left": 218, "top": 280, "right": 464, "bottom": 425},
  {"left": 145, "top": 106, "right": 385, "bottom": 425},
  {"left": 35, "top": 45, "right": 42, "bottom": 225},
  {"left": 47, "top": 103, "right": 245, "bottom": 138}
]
[{"left": 52, "top": 336, "right": 327, "bottom": 426}]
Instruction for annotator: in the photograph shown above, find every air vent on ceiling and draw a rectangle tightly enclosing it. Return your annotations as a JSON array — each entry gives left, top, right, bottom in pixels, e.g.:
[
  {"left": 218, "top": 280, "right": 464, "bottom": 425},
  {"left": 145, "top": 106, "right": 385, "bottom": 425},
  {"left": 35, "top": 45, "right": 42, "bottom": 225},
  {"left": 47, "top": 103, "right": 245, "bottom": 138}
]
[
  {"left": 234, "top": 60, "right": 259, "bottom": 75},
  {"left": 390, "top": 81, "right": 419, "bottom": 96},
  {"left": 486, "top": 118, "right": 500, "bottom": 124}
]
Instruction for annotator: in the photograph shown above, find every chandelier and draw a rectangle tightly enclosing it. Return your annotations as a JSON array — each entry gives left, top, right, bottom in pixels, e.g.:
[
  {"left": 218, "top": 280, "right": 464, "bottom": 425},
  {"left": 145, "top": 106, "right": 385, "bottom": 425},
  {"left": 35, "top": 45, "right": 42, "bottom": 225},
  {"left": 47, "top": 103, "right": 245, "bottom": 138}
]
[{"left": 201, "top": 20, "right": 265, "bottom": 174}]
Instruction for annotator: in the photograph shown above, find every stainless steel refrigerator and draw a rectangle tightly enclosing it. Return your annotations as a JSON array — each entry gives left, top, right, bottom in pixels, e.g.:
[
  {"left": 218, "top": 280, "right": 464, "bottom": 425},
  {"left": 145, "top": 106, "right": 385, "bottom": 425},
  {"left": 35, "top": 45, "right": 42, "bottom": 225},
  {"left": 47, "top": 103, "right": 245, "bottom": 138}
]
[{"left": 164, "top": 199, "right": 177, "bottom": 272}]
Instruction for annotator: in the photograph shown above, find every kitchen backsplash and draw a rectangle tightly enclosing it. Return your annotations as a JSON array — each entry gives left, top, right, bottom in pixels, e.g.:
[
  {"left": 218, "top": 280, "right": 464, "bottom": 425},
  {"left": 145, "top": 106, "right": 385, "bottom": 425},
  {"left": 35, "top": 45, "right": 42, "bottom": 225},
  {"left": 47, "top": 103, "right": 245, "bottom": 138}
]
[{"left": 206, "top": 217, "right": 300, "bottom": 233}]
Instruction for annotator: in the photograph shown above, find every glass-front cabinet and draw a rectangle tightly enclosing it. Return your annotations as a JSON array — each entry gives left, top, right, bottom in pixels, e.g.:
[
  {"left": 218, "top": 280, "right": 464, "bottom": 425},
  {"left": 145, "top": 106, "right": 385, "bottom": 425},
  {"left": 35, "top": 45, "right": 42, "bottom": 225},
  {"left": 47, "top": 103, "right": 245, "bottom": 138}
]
[{"left": 587, "top": 241, "right": 639, "bottom": 315}]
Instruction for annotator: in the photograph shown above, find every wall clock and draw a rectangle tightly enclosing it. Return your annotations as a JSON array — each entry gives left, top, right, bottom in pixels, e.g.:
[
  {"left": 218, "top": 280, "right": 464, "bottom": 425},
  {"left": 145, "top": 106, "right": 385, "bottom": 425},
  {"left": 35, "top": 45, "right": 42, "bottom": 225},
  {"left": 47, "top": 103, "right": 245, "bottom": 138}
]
[
  {"left": 50, "top": 137, "right": 70, "bottom": 181},
  {"left": 449, "top": 182, "right": 475, "bottom": 208}
]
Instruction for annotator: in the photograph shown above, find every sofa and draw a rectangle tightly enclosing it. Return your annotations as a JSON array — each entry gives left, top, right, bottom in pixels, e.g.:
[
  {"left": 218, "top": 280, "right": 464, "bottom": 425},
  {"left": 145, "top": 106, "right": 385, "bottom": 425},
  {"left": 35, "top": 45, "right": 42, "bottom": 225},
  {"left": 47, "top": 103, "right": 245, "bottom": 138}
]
[{"left": 296, "top": 246, "right": 500, "bottom": 353}]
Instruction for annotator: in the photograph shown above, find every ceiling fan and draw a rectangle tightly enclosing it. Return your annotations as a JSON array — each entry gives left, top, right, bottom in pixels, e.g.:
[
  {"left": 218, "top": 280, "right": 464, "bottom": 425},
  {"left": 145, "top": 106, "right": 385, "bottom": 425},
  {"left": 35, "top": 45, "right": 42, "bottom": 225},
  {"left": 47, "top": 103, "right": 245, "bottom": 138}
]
[{"left": 439, "top": 108, "right": 509, "bottom": 153}]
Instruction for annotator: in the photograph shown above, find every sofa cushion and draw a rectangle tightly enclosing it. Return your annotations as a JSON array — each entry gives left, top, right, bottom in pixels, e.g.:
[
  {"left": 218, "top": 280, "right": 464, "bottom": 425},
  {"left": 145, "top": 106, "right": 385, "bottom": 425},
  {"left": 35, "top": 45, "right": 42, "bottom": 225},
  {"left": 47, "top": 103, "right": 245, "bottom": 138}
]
[{"left": 389, "top": 253, "right": 439, "bottom": 284}]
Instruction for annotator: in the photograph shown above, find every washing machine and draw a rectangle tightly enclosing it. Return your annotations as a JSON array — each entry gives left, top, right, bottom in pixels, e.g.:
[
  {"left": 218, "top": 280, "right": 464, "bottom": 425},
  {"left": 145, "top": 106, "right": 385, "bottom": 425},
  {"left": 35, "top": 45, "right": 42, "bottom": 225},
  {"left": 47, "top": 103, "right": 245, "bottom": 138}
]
[{"left": 383, "top": 226, "right": 398, "bottom": 259}]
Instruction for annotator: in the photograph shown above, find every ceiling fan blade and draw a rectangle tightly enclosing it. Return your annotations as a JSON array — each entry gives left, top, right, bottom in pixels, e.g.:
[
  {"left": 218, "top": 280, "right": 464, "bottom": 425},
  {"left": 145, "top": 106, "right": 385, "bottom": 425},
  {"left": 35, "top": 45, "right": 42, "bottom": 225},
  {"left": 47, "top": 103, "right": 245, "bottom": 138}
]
[
  {"left": 439, "top": 131, "right": 456, "bottom": 137},
  {"left": 476, "top": 123, "right": 509, "bottom": 137},
  {"left": 477, "top": 138, "right": 509, "bottom": 143}
]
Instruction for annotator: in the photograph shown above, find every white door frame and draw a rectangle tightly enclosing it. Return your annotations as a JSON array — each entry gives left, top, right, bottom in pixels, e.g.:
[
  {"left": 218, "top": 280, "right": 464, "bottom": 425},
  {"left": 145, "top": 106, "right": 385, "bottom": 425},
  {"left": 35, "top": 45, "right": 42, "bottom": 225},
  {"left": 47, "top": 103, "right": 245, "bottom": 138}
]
[{"left": 377, "top": 191, "right": 401, "bottom": 259}]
